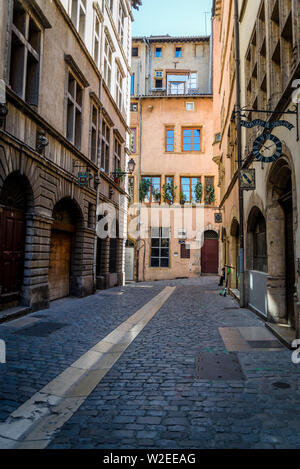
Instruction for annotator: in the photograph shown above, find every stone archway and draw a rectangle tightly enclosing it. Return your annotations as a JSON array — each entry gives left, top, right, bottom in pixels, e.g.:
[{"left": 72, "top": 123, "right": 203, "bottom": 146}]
[
  {"left": 266, "top": 157, "right": 296, "bottom": 329},
  {"left": 49, "top": 197, "right": 84, "bottom": 301},
  {"left": 0, "top": 171, "right": 34, "bottom": 309}
]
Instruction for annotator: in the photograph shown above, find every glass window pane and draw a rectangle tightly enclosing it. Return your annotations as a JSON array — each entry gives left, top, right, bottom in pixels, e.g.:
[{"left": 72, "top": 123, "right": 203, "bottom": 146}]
[
  {"left": 151, "top": 258, "right": 160, "bottom": 267},
  {"left": 183, "top": 144, "right": 191, "bottom": 151},
  {"left": 160, "top": 258, "right": 169, "bottom": 268},
  {"left": 193, "top": 143, "right": 201, "bottom": 151},
  {"left": 193, "top": 129, "right": 200, "bottom": 137},
  {"left": 183, "top": 129, "right": 192, "bottom": 136},
  {"left": 151, "top": 248, "right": 160, "bottom": 257},
  {"left": 151, "top": 238, "right": 159, "bottom": 247}
]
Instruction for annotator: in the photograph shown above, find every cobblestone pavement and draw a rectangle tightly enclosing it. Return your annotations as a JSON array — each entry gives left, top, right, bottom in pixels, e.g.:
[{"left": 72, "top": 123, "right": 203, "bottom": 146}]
[{"left": 1, "top": 277, "right": 300, "bottom": 449}]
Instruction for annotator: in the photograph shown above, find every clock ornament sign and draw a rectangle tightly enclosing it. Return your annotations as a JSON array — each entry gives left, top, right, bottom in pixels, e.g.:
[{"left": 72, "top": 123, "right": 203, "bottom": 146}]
[{"left": 240, "top": 118, "right": 295, "bottom": 163}]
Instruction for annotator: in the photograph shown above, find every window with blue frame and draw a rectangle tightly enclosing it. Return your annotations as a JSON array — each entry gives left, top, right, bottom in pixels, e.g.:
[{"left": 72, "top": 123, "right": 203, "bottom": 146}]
[
  {"left": 130, "top": 74, "right": 135, "bottom": 95},
  {"left": 182, "top": 128, "right": 201, "bottom": 151},
  {"left": 175, "top": 47, "right": 182, "bottom": 57},
  {"left": 181, "top": 177, "right": 201, "bottom": 203},
  {"left": 166, "top": 128, "right": 174, "bottom": 152},
  {"left": 155, "top": 47, "right": 162, "bottom": 57}
]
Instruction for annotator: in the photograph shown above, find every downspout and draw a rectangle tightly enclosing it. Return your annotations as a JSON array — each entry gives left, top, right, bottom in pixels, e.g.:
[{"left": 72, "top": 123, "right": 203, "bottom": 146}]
[
  {"left": 93, "top": 77, "right": 103, "bottom": 291},
  {"left": 208, "top": 17, "right": 213, "bottom": 94},
  {"left": 136, "top": 95, "right": 142, "bottom": 281},
  {"left": 234, "top": 0, "right": 245, "bottom": 307}
]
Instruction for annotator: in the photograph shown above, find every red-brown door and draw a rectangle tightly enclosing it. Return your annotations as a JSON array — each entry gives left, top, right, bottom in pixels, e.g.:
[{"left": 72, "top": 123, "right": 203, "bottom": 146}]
[
  {"left": 0, "top": 207, "right": 26, "bottom": 300},
  {"left": 48, "top": 231, "right": 72, "bottom": 301},
  {"left": 201, "top": 236, "right": 218, "bottom": 274}
]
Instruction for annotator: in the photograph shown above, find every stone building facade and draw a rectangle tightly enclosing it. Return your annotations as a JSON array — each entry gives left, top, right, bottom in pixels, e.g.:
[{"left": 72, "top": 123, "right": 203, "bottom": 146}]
[
  {"left": 126, "top": 36, "right": 220, "bottom": 282},
  {"left": 212, "top": 0, "right": 300, "bottom": 344},
  {"left": 0, "top": 0, "right": 139, "bottom": 312}
]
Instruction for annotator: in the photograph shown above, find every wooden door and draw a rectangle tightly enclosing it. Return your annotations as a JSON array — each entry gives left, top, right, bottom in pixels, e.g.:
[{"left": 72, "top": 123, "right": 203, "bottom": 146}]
[
  {"left": 0, "top": 207, "right": 25, "bottom": 300},
  {"left": 201, "top": 234, "right": 218, "bottom": 274},
  {"left": 48, "top": 231, "right": 72, "bottom": 301}
]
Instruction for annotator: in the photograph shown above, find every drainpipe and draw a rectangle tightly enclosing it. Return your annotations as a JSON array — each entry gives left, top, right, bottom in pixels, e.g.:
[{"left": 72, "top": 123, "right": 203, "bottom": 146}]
[
  {"left": 208, "top": 19, "right": 213, "bottom": 94},
  {"left": 136, "top": 95, "right": 142, "bottom": 281},
  {"left": 234, "top": 0, "right": 245, "bottom": 307},
  {"left": 93, "top": 78, "right": 103, "bottom": 290}
]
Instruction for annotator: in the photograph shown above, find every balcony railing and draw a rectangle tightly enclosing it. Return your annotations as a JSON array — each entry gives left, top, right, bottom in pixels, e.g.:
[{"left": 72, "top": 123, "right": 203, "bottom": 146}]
[{"left": 149, "top": 87, "right": 209, "bottom": 97}]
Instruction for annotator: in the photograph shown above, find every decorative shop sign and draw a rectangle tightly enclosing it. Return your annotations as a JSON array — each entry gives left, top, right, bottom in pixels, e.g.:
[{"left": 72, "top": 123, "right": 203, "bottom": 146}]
[
  {"left": 214, "top": 213, "right": 223, "bottom": 223},
  {"left": 240, "top": 168, "right": 256, "bottom": 191},
  {"left": 78, "top": 172, "right": 89, "bottom": 186},
  {"left": 240, "top": 119, "right": 294, "bottom": 130}
]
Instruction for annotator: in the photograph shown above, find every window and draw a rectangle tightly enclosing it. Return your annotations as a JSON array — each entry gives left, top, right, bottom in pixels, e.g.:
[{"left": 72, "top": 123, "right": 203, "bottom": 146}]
[
  {"left": 130, "top": 74, "right": 135, "bottom": 95},
  {"left": 181, "top": 242, "right": 190, "bottom": 259},
  {"left": 70, "top": 0, "right": 86, "bottom": 40},
  {"left": 66, "top": 71, "right": 83, "bottom": 149},
  {"left": 155, "top": 79, "right": 163, "bottom": 88},
  {"left": 132, "top": 47, "right": 138, "bottom": 56},
  {"left": 142, "top": 176, "right": 161, "bottom": 203},
  {"left": 108, "top": 0, "right": 114, "bottom": 14},
  {"left": 175, "top": 47, "right": 182, "bottom": 57},
  {"left": 155, "top": 47, "right": 162, "bottom": 57},
  {"left": 101, "top": 119, "right": 110, "bottom": 172},
  {"left": 128, "top": 176, "right": 134, "bottom": 201},
  {"left": 130, "top": 128, "right": 136, "bottom": 153},
  {"left": 188, "top": 72, "right": 197, "bottom": 90},
  {"left": 90, "top": 103, "right": 99, "bottom": 163},
  {"left": 181, "top": 177, "right": 201, "bottom": 203},
  {"left": 186, "top": 102, "right": 195, "bottom": 111},
  {"left": 118, "top": 1, "right": 125, "bottom": 45},
  {"left": 166, "top": 128, "right": 174, "bottom": 152},
  {"left": 9, "top": 0, "right": 41, "bottom": 106},
  {"left": 155, "top": 71, "right": 163, "bottom": 78},
  {"left": 130, "top": 102, "right": 138, "bottom": 112},
  {"left": 93, "top": 14, "right": 101, "bottom": 67},
  {"left": 167, "top": 72, "right": 197, "bottom": 95},
  {"left": 104, "top": 37, "right": 112, "bottom": 90},
  {"left": 114, "top": 137, "right": 121, "bottom": 172},
  {"left": 150, "top": 227, "right": 170, "bottom": 268},
  {"left": 253, "top": 213, "right": 267, "bottom": 272},
  {"left": 116, "top": 65, "right": 123, "bottom": 109},
  {"left": 182, "top": 128, "right": 201, "bottom": 151}
]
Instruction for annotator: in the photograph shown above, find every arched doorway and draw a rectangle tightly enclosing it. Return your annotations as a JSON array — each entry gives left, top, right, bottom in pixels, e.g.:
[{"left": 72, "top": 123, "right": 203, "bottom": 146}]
[
  {"left": 0, "top": 172, "right": 33, "bottom": 307},
  {"left": 267, "top": 158, "right": 296, "bottom": 328},
  {"left": 201, "top": 230, "right": 218, "bottom": 274},
  {"left": 49, "top": 198, "right": 83, "bottom": 301},
  {"left": 247, "top": 207, "right": 268, "bottom": 316},
  {"left": 230, "top": 218, "right": 240, "bottom": 289}
]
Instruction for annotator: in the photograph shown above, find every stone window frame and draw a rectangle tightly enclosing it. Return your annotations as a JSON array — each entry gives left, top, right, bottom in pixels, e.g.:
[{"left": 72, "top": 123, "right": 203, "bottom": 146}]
[
  {"left": 69, "top": 0, "right": 87, "bottom": 41},
  {"left": 116, "top": 63, "right": 123, "bottom": 110},
  {"left": 66, "top": 69, "right": 84, "bottom": 149},
  {"left": 101, "top": 118, "right": 111, "bottom": 173},
  {"left": 150, "top": 227, "right": 170, "bottom": 269},
  {"left": 117, "top": 0, "right": 126, "bottom": 46},
  {"left": 89, "top": 99, "right": 100, "bottom": 164},
  {"left": 103, "top": 35, "right": 113, "bottom": 90},
  {"left": 93, "top": 8, "right": 103, "bottom": 68},
  {"left": 9, "top": 0, "right": 44, "bottom": 108},
  {"left": 113, "top": 135, "right": 122, "bottom": 172}
]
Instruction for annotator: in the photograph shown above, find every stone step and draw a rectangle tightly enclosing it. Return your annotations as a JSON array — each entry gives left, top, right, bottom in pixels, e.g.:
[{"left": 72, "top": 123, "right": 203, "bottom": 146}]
[
  {"left": 0, "top": 306, "right": 31, "bottom": 324},
  {"left": 265, "top": 322, "right": 296, "bottom": 350}
]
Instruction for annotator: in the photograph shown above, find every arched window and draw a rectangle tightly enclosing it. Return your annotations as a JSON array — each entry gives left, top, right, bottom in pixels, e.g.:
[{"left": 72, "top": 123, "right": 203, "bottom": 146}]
[{"left": 253, "top": 212, "right": 267, "bottom": 272}]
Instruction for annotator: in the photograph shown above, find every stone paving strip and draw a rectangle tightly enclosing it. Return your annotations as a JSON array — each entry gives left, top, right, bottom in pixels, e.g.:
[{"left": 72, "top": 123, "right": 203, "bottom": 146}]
[{"left": 0, "top": 286, "right": 175, "bottom": 449}]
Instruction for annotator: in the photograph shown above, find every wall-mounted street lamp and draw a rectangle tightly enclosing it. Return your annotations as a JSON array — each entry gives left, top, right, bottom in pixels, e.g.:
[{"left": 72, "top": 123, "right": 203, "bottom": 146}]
[
  {"left": 0, "top": 103, "right": 8, "bottom": 128},
  {"left": 110, "top": 158, "right": 136, "bottom": 179}
]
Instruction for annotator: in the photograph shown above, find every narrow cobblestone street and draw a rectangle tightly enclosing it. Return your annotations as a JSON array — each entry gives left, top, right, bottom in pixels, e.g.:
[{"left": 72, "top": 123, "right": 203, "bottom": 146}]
[{"left": 0, "top": 277, "right": 300, "bottom": 449}]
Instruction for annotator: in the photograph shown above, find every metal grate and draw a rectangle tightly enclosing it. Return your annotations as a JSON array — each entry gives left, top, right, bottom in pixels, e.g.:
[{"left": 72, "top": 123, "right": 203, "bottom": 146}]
[
  {"left": 195, "top": 351, "right": 245, "bottom": 381},
  {"left": 14, "top": 322, "right": 67, "bottom": 337}
]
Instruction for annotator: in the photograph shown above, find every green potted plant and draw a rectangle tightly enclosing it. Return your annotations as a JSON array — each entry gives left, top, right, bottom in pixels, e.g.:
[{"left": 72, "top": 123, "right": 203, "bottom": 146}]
[
  {"left": 113, "top": 167, "right": 125, "bottom": 185},
  {"left": 180, "top": 191, "right": 186, "bottom": 205},
  {"left": 162, "top": 182, "right": 177, "bottom": 205},
  {"left": 153, "top": 190, "right": 161, "bottom": 204},
  {"left": 194, "top": 181, "right": 203, "bottom": 203},
  {"left": 139, "top": 178, "right": 151, "bottom": 202},
  {"left": 204, "top": 185, "right": 215, "bottom": 205}
]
